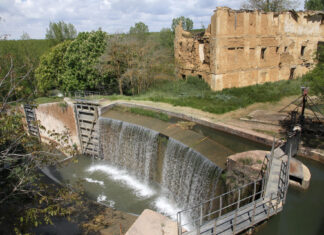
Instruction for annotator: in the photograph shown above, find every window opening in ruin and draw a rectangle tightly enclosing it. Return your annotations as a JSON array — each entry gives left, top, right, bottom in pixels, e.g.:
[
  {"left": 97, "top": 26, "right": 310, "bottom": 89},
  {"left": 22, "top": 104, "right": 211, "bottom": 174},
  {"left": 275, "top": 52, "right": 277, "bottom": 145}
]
[
  {"left": 289, "top": 68, "right": 296, "bottom": 80},
  {"left": 181, "top": 74, "right": 186, "bottom": 80},
  {"left": 261, "top": 48, "right": 266, "bottom": 59},
  {"left": 284, "top": 46, "right": 288, "bottom": 52},
  {"left": 228, "top": 47, "right": 235, "bottom": 50},
  {"left": 301, "top": 46, "right": 306, "bottom": 56},
  {"left": 276, "top": 47, "right": 279, "bottom": 53},
  {"left": 198, "top": 75, "right": 202, "bottom": 79}
]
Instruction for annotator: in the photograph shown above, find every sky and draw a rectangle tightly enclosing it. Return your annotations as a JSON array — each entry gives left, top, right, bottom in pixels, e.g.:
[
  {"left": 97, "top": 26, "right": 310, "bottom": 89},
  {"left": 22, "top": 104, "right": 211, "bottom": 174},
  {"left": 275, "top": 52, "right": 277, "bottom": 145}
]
[{"left": 0, "top": 0, "right": 304, "bottom": 40}]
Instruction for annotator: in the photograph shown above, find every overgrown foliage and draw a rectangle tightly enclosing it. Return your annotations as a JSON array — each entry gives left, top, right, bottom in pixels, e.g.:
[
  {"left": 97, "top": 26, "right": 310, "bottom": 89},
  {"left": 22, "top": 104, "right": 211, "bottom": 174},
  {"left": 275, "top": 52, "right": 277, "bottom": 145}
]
[
  {"left": 60, "top": 30, "right": 107, "bottom": 91},
  {"left": 171, "top": 16, "right": 194, "bottom": 32},
  {"left": 0, "top": 40, "right": 54, "bottom": 99},
  {"left": 159, "top": 28, "right": 174, "bottom": 52},
  {"left": 304, "top": 0, "right": 324, "bottom": 10},
  {"left": 129, "top": 22, "right": 149, "bottom": 34},
  {"left": 0, "top": 57, "right": 83, "bottom": 233},
  {"left": 303, "top": 45, "right": 324, "bottom": 100},
  {"left": 36, "top": 30, "right": 107, "bottom": 92},
  {"left": 45, "top": 21, "right": 77, "bottom": 43},
  {"left": 35, "top": 41, "right": 72, "bottom": 94},
  {"left": 98, "top": 33, "right": 174, "bottom": 95},
  {"left": 110, "top": 76, "right": 303, "bottom": 114},
  {"left": 242, "top": 0, "right": 299, "bottom": 11}
]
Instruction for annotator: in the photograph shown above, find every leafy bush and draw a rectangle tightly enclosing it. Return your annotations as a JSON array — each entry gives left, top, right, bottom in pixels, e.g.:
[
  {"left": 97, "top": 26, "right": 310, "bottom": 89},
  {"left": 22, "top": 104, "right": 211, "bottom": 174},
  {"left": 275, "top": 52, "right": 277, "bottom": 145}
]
[
  {"left": 35, "top": 41, "right": 71, "bottom": 94},
  {"left": 35, "top": 30, "right": 107, "bottom": 93},
  {"left": 60, "top": 30, "right": 107, "bottom": 91}
]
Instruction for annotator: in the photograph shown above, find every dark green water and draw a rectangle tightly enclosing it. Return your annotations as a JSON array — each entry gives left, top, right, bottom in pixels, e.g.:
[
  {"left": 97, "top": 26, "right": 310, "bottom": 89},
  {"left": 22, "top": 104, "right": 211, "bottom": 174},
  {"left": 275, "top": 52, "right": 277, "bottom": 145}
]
[{"left": 255, "top": 157, "right": 324, "bottom": 235}]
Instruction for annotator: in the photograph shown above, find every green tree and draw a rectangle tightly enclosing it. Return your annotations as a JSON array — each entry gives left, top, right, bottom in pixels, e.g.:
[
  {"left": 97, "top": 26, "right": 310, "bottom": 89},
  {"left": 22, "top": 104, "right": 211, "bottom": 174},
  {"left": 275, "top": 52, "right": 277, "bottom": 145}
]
[
  {"left": 99, "top": 34, "right": 131, "bottom": 95},
  {"left": 304, "top": 0, "right": 324, "bottom": 10},
  {"left": 99, "top": 34, "right": 173, "bottom": 95},
  {"left": 35, "top": 40, "right": 71, "bottom": 94},
  {"left": 45, "top": 21, "right": 77, "bottom": 43},
  {"left": 242, "top": 0, "right": 298, "bottom": 11},
  {"left": 0, "top": 57, "right": 82, "bottom": 233},
  {"left": 159, "top": 28, "right": 174, "bottom": 50},
  {"left": 171, "top": 16, "right": 194, "bottom": 32},
  {"left": 129, "top": 22, "right": 149, "bottom": 34},
  {"left": 20, "top": 32, "right": 30, "bottom": 40},
  {"left": 60, "top": 30, "right": 107, "bottom": 91}
]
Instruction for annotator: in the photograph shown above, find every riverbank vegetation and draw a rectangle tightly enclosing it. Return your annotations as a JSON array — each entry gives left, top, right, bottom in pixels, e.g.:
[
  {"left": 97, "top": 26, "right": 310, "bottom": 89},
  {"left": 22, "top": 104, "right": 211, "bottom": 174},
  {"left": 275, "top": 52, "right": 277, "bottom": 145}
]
[{"left": 109, "top": 76, "right": 303, "bottom": 114}]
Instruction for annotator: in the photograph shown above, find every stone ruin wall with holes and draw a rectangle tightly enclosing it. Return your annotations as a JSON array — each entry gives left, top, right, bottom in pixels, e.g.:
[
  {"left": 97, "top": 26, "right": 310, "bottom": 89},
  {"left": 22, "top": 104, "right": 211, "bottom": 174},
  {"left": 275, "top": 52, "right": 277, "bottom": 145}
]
[{"left": 175, "top": 7, "right": 324, "bottom": 91}]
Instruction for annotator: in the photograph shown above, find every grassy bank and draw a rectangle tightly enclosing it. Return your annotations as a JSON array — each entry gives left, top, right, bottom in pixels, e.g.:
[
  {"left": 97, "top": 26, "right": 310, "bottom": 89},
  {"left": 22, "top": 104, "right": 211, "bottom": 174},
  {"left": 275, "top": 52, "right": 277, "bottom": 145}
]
[
  {"left": 108, "top": 76, "right": 303, "bottom": 114},
  {"left": 36, "top": 77, "right": 303, "bottom": 115}
]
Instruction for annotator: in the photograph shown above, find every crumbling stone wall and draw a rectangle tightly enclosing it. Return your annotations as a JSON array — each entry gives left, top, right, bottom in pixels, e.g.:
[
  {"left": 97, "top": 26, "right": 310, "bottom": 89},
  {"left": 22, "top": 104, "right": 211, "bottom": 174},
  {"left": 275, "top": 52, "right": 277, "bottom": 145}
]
[{"left": 175, "top": 7, "right": 324, "bottom": 91}]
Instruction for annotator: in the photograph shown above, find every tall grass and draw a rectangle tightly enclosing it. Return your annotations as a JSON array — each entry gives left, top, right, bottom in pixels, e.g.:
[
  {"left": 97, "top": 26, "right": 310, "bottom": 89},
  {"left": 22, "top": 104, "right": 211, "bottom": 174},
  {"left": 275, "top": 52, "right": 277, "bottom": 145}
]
[{"left": 130, "top": 76, "right": 303, "bottom": 114}]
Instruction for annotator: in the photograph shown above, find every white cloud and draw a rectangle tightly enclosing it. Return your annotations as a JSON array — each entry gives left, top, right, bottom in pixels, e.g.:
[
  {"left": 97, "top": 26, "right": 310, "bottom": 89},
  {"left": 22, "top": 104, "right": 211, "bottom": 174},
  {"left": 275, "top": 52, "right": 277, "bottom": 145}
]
[{"left": 0, "top": 0, "right": 304, "bottom": 39}]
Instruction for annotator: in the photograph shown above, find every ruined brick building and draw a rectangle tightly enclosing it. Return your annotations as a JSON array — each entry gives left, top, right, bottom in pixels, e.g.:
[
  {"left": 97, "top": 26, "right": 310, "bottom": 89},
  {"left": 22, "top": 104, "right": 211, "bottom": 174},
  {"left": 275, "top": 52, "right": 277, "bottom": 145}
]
[{"left": 174, "top": 7, "right": 324, "bottom": 91}]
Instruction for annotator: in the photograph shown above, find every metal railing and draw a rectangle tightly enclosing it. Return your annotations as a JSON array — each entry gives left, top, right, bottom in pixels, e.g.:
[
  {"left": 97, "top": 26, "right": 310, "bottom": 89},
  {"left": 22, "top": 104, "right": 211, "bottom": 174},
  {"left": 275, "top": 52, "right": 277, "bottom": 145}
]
[
  {"left": 177, "top": 178, "right": 265, "bottom": 234},
  {"left": 177, "top": 140, "right": 292, "bottom": 235}
]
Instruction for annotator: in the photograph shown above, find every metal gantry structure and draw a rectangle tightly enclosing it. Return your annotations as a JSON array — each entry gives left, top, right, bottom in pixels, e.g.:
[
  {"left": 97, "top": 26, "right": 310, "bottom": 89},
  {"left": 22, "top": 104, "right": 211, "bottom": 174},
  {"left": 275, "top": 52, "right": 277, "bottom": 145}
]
[{"left": 177, "top": 136, "right": 294, "bottom": 235}]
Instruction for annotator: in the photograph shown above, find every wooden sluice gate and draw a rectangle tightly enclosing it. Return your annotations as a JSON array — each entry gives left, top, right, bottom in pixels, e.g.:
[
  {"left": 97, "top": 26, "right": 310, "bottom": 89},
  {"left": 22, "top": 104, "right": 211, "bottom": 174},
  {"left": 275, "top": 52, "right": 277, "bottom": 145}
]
[{"left": 74, "top": 100, "right": 100, "bottom": 157}]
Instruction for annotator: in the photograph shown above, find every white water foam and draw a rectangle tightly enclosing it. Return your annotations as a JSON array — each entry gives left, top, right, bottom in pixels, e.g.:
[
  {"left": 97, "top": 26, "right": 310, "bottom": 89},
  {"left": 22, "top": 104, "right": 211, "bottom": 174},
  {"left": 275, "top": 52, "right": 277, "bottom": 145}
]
[
  {"left": 154, "top": 196, "right": 181, "bottom": 220},
  {"left": 154, "top": 196, "right": 192, "bottom": 231},
  {"left": 87, "top": 164, "right": 155, "bottom": 198},
  {"left": 97, "top": 194, "right": 107, "bottom": 202},
  {"left": 97, "top": 194, "right": 116, "bottom": 208},
  {"left": 85, "top": 177, "right": 104, "bottom": 186}
]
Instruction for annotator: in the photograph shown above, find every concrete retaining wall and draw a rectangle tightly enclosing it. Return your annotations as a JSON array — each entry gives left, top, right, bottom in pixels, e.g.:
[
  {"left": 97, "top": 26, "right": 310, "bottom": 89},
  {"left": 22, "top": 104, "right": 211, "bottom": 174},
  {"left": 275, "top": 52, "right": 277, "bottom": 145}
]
[{"left": 35, "top": 98, "right": 80, "bottom": 150}]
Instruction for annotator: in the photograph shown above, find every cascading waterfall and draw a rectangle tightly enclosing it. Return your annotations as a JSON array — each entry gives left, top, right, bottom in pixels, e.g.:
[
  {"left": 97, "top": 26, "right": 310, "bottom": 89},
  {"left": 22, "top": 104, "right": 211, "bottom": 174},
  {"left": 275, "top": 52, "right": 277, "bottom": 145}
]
[
  {"left": 98, "top": 116, "right": 222, "bottom": 218},
  {"left": 161, "top": 138, "right": 222, "bottom": 216},
  {"left": 99, "top": 117, "right": 159, "bottom": 182}
]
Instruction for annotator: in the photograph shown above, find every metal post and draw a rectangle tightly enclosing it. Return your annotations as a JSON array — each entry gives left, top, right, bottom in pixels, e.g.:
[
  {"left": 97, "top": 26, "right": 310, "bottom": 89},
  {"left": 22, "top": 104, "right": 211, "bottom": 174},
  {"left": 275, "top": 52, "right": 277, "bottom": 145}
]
[
  {"left": 219, "top": 196, "right": 222, "bottom": 217},
  {"left": 275, "top": 194, "right": 279, "bottom": 214},
  {"left": 177, "top": 213, "right": 182, "bottom": 235},
  {"left": 267, "top": 193, "right": 273, "bottom": 219},
  {"left": 233, "top": 189, "right": 241, "bottom": 234},
  {"left": 200, "top": 204, "right": 203, "bottom": 225},
  {"left": 213, "top": 217, "right": 218, "bottom": 235},
  {"left": 252, "top": 181, "right": 256, "bottom": 202},
  {"left": 251, "top": 196, "right": 257, "bottom": 225}
]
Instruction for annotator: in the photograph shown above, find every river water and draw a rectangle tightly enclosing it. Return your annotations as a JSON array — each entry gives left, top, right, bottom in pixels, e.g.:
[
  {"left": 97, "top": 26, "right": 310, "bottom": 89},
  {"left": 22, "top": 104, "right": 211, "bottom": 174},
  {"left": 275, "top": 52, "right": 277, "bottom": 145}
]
[
  {"left": 47, "top": 109, "right": 324, "bottom": 234},
  {"left": 255, "top": 157, "right": 324, "bottom": 235}
]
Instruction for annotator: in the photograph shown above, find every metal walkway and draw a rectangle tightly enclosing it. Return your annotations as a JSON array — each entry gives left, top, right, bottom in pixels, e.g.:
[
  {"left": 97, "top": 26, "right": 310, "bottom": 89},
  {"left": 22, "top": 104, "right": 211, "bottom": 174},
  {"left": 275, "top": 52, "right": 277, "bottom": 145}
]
[
  {"left": 177, "top": 136, "right": 294, "bottom": 235},
  {"left": 74, "top": 100, "right": 100, "bottom": 157}
]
